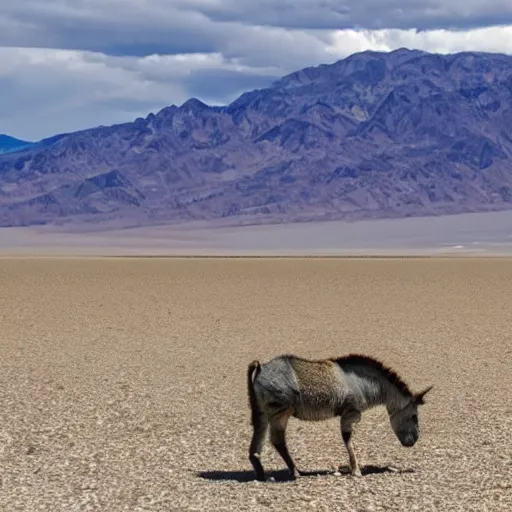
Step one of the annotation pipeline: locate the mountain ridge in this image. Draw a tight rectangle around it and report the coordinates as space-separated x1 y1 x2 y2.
0 135 35 155
2 48 512 228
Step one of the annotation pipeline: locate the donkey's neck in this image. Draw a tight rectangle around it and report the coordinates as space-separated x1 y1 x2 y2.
344 368 411 413
381 380 412 415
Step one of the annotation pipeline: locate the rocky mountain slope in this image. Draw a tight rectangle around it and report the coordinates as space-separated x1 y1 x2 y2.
2 48 512 228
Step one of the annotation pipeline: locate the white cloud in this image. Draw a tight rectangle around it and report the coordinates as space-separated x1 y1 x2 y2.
326 26 512 56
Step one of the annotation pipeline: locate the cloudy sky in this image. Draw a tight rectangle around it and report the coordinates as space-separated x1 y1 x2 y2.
1 1 512 140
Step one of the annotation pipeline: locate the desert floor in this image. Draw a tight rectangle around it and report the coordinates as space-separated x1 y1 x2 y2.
0 257 511 511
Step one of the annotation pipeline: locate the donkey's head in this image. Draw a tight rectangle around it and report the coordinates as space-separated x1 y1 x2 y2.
389 386 433 447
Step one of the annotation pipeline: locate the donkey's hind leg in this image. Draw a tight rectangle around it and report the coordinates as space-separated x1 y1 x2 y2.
269 409 301 480
249 416 268 481
340 410 362 477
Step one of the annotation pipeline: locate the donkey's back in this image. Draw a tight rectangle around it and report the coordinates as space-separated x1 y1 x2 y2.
253 354 346 421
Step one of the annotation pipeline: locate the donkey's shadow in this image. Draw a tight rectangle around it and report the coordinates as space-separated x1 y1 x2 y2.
198 465 414 483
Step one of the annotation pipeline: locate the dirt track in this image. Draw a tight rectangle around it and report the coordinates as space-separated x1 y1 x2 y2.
1 257 511 511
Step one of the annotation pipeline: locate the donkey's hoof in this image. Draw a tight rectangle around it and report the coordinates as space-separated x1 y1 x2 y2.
351 469 362 478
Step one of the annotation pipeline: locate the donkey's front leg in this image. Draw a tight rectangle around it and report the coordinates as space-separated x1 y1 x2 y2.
340 411 362 477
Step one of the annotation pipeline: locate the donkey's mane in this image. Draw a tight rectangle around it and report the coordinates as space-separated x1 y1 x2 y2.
331 354 413 397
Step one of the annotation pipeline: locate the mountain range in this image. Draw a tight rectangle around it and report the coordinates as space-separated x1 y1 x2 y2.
2 47 512 228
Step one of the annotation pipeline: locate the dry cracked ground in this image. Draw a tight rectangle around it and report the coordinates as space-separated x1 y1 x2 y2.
0 257 511 511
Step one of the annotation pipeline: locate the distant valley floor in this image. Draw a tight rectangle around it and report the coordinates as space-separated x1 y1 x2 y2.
1 210 512 257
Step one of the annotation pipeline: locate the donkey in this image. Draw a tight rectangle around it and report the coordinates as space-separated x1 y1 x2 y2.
247 353 433 481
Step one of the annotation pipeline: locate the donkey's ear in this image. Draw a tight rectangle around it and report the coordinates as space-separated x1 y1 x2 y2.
414 385 433 405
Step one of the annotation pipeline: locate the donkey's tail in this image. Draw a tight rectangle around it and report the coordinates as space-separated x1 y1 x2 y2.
247 360 262 427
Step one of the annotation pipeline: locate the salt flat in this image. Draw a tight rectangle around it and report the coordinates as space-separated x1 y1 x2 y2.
2 210 512 256
0 257 511 511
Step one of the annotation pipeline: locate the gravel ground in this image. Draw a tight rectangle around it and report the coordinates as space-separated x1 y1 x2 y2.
0 257 511 511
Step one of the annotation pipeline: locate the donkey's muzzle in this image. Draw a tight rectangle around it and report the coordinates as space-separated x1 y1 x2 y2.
400 432 418 447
